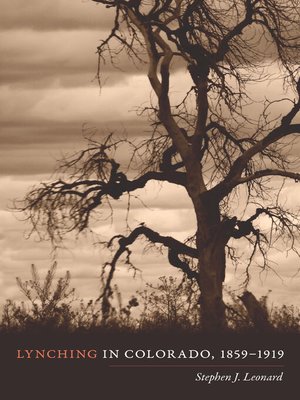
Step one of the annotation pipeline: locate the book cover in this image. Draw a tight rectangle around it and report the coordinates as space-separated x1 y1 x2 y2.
1 1 299 397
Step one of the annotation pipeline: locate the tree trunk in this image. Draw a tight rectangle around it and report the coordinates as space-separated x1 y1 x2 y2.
240 291 272 331
186 162 229 332
198 242 227 332
188 194 228 331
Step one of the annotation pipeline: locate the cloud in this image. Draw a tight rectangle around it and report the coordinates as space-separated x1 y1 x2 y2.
0 74 152 125
0 28 149 89
0 120 89 175
0 29 112 88
0 119 149 175
0 0 114 31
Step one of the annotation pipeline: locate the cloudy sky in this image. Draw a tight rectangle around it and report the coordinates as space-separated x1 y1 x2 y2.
1 0 300 311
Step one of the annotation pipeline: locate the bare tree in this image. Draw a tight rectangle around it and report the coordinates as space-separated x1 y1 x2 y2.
20 0 300 331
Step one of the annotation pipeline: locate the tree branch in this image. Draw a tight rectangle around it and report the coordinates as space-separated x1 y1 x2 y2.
216 122 300 198
21 157 186 240
100 224 199 303
126 8 162 97
237 169 300 185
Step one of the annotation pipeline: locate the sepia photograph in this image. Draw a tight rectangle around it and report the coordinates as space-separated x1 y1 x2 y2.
0 0 300 397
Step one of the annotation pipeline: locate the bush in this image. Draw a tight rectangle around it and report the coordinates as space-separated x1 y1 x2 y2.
1 264 299 333
1 263 100 331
